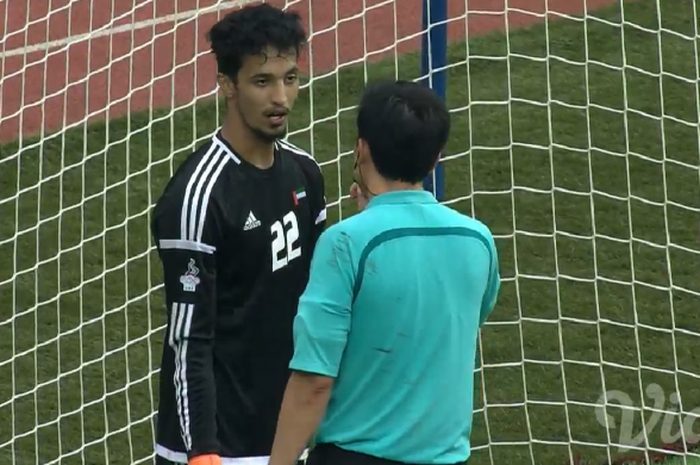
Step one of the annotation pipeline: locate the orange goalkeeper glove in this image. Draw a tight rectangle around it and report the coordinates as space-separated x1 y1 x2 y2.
188 454 221 465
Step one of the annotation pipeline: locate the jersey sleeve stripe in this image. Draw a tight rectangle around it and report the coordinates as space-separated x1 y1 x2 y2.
168 303 187 448
315 208 327 225
187 148 226 241
180 146 229 242
168 302 179 348
179 304 194 450
196 153 229 243
169 302 194 450
180 143 219 241
158 239 216 254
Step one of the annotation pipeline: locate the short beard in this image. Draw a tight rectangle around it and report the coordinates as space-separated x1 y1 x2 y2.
236 99 287 143
251 125 286 143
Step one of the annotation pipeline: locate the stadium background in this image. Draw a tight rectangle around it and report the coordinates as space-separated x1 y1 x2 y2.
1 0 700 464
1 0 616 143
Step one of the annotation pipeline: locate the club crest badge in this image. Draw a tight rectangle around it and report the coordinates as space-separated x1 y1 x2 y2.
180 258 201 292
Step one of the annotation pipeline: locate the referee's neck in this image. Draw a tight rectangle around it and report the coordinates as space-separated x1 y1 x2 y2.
372 180 424 195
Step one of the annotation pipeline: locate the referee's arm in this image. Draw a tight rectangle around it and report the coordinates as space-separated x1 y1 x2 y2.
479 232 501 326
268 226 355 465
152 199 221 462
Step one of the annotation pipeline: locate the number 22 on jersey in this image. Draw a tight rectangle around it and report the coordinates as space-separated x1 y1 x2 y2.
270 211 301 272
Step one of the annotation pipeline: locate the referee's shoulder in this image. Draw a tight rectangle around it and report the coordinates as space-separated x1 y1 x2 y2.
446 206 497 246
315 212 360 242
317 210 374 252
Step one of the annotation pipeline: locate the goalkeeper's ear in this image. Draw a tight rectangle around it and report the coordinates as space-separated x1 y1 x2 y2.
216 73 237 100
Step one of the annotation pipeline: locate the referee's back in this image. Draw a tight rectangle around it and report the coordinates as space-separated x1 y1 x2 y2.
293 190 500 464
288 80 500 465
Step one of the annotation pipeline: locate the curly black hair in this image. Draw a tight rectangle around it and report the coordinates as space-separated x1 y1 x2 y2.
206 3 307 80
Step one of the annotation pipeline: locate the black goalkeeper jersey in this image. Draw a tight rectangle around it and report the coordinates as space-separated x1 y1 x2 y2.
151 130 326 463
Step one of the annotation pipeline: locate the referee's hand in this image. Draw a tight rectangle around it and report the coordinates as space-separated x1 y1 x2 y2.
350 182 369 211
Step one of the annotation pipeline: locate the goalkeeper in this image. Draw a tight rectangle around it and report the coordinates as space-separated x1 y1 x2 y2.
267 80 501 465
151 4 325 465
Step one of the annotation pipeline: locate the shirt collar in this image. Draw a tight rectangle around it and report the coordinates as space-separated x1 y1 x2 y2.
365 189 438 209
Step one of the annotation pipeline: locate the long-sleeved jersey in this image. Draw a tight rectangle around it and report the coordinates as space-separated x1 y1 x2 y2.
151 130 326 464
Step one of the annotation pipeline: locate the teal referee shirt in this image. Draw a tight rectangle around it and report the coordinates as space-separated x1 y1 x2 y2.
290 190 500 464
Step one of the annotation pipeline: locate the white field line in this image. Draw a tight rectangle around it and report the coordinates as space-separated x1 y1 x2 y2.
0 0 258 59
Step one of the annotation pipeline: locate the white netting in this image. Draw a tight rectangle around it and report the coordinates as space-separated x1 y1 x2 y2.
1 1 699 464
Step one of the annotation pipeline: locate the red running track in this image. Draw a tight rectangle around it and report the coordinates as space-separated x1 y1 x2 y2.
0 0 617 144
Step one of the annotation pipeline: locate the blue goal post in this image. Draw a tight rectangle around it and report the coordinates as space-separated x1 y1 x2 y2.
420 0 448 201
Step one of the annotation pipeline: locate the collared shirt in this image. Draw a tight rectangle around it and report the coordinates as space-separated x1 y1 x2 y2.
290 189 500 465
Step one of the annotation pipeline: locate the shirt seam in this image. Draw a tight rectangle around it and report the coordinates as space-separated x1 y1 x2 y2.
352 227 493 303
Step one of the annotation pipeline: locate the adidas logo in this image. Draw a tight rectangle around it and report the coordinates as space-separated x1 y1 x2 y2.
243 211 261 231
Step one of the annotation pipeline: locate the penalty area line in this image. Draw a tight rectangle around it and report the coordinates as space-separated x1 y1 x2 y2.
0 0 258 59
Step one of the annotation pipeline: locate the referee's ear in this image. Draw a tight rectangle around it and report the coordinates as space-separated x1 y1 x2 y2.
431 149 445 172
355 138 371 165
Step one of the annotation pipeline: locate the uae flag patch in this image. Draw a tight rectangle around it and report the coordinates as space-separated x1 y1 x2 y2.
292 186 306 205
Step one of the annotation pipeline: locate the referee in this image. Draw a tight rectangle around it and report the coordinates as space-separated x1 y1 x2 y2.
151 4 325 465
267 79 501 465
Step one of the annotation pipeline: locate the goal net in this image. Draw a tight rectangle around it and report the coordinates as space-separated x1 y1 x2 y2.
1 0 699 464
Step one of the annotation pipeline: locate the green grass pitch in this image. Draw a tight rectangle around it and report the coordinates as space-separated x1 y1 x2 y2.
660 458 700 465
1 1 699 464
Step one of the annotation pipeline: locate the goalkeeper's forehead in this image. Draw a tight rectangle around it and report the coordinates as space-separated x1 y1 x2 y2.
241 47 299 75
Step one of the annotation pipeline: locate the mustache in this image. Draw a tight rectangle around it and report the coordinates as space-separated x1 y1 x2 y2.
264 108 289 116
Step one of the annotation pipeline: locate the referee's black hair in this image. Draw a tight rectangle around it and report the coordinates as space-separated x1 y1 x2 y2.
356 80 451 184
206 3 307 81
